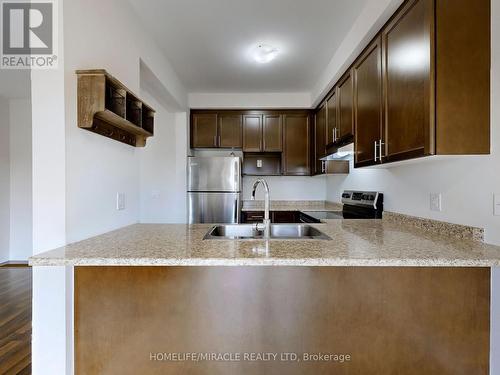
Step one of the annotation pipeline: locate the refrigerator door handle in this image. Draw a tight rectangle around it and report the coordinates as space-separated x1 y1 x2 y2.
234 159 240 189
234 198 239 223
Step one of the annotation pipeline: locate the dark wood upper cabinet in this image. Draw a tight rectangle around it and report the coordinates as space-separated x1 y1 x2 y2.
435 0 490 154
262 114 282 152
244 113 282 152
190 111 313 174
191 112 242 149
314 103 327 174
312 0 489 168
326 92 337 145
191 113 218 148
354 36 383 168
381 0 434 162
337 70 354 142
283 113 310 176
243 114 263 152
218 114 242 148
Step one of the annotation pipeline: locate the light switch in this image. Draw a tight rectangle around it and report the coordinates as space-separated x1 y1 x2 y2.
494 194 500 216
116 193 125 210
257 160 263 168
430 193 442 212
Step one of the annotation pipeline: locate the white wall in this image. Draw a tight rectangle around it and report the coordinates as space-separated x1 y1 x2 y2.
63 0 187 243
139 94 188 223
243 175 326 201
31 65 66 253
0 98 10 263
31 0 65 255
9 99 32 260
0 97 32 263
31 65 66 255
189 92 311 109
32 266 73 375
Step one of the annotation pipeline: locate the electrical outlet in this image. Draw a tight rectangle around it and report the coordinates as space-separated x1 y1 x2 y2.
151 190 161 199
494 194 500 216
257 160 263 168
430 193 442 212
116 193 125 210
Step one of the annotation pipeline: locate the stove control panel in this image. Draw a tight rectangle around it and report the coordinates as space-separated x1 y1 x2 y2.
341 191 383 209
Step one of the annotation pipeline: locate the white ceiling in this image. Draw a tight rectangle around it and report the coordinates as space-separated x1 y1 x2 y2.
128 0 368 93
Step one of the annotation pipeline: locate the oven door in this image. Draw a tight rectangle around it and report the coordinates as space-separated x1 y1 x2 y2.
342 204 382 219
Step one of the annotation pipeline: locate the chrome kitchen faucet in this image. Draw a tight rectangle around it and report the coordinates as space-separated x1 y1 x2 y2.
251 178 271 238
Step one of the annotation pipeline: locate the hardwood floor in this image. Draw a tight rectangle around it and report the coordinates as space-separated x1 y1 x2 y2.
0 267 32 374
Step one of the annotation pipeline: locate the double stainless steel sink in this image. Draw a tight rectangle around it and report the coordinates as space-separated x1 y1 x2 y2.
203 178 331 240
203 224 331 240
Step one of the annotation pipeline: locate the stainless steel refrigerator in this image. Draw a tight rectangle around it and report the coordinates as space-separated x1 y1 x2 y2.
187 156 242 224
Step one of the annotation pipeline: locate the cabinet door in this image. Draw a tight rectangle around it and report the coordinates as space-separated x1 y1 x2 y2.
263 114 282 152
337 70 354 141
354 36 383 167
218 114 242 148
191 113 218 148
272 211 298 223
243 114 262 152
242 211 265 223
326 92 337 145
315 104 327 174
283 114 310 176
382 0 434 162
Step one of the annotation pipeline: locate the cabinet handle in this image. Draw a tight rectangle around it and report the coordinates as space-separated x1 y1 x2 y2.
251 216 264 220
213 135 218 147
333 128 337 142
379 140 385 161
374 141 378 162
218 135 221 146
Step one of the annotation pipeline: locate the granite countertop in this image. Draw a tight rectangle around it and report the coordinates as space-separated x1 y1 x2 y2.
241 200 342 212
29 220 500 267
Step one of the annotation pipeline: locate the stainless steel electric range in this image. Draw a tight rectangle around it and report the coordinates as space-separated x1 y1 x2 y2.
301 190 383 222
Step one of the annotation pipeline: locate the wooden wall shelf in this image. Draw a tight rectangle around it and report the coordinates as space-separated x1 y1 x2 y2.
76 69 155 147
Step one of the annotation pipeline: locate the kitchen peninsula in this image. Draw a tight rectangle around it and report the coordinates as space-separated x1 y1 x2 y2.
30 216 500 374
2 0 497 373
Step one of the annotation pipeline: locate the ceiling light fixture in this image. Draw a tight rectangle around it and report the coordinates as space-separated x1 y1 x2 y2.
252 44 279 64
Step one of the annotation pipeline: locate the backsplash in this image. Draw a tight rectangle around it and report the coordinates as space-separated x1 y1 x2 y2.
242 175 327 200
